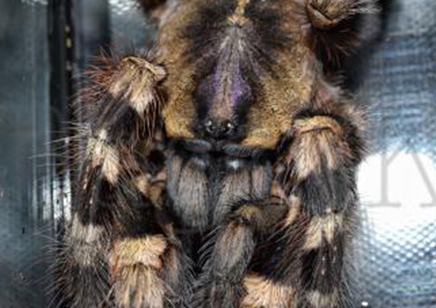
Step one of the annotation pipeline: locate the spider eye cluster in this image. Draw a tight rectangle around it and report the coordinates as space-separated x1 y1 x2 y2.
203 119 236 139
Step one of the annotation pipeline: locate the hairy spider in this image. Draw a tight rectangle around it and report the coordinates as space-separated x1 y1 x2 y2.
56 0 375 307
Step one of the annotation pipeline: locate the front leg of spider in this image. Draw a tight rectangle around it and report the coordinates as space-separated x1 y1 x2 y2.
57 55 191 308
191 201 288 308
277 102 365 308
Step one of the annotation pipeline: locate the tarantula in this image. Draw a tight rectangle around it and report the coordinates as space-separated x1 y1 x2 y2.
57 0 374 307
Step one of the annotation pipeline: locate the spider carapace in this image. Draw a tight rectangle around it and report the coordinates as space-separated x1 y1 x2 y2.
58 0 374 307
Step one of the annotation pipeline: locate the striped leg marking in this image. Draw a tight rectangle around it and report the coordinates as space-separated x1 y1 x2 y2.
275 113 364 308
57 54 168 307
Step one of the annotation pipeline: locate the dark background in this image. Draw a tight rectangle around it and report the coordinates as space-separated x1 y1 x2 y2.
0 0 435 307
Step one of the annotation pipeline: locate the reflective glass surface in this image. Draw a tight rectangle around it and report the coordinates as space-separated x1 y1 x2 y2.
0 1 52 307
355 0 436 306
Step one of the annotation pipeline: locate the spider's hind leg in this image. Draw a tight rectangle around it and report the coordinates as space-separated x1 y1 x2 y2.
305 0 375 30
304 0 378 63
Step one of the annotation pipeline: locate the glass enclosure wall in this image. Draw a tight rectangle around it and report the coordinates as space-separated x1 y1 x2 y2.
0 1 52 307
355 0 436 305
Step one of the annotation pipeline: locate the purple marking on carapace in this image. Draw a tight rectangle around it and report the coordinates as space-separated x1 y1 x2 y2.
198 36 252 121
213 46 249 108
